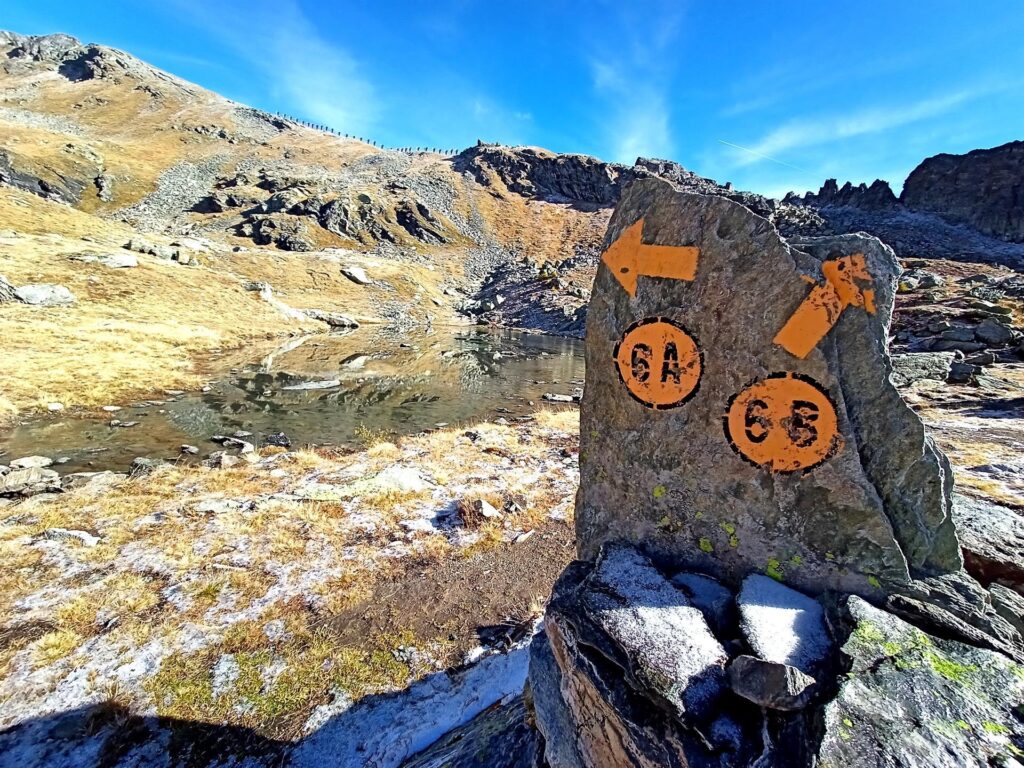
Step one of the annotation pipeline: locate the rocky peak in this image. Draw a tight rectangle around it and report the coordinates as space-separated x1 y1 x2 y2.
901 140 1024 243
0 31 81 62
788 177 898 210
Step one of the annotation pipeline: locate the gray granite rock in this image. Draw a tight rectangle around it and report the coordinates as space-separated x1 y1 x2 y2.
402 696 542 768
14 283 76 306
1 467 61 496
818 596 1024 767
576 179 960 596
303 308 360 328
9 455 53 469
890 352 955 388
530 548 755 767
952 493 1024 592
581 545 728 719
0 274 17 303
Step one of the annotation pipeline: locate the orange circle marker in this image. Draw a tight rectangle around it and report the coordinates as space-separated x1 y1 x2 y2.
723 373 842 473
614 317 702 410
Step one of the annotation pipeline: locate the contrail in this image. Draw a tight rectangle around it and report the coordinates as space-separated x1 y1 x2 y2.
717 139 810 173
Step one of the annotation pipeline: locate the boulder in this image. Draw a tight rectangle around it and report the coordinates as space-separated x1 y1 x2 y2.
576 178 960 596
952 493 1024 591
402 697 543 768
670 571 735 635
890 352 955 388
974 317 1014 346
737 574 833 676
1 467 61 496
14 284 76 306
818 596 1024 767
531 547 755 767
68 252 138 268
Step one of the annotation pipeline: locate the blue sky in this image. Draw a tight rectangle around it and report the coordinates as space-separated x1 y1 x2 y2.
6 1 1024 197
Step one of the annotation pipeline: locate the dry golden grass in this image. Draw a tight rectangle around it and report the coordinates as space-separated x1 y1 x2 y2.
33 629 83 666
0 189 466 423
534 406 580 432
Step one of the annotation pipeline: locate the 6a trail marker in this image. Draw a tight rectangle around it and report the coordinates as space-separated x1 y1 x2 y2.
602 218 700 297
723 372 843 473
773 253 876 359
614 317 703 409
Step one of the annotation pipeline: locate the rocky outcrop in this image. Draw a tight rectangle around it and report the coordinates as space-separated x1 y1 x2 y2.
454 145 635 205
0 149 87 205
901 140 1024 242
819 596 1024 768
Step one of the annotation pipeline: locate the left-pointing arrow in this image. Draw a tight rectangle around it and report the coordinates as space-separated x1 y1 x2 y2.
601 218 700 297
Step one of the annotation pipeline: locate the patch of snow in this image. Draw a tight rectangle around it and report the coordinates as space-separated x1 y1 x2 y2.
292 640 533 768
738 574 832 675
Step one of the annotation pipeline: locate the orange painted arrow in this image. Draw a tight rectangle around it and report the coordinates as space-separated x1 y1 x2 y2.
773 253 877 359
602 218 700 297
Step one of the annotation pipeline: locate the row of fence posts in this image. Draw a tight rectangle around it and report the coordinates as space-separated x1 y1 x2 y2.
271 112 462 155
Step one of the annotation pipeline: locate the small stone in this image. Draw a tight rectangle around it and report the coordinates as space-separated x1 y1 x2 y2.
341 266 371 285
152 245 178 260
10 455 53 469
948 361 981 384
204 452 240 469
47 403 64 412
458 498 502 528
180 445 200 455
264 432 291 448
727 654 816 710
738 574 833 675
43 528 100 547
303 309 360 328
129 457 164 476
101 405 121 412
542 393 576 403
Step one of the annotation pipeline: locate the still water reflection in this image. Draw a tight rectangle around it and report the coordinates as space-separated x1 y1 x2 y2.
0 328 585 473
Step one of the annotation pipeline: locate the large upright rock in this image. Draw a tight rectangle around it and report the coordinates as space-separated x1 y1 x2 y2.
577 177 960 596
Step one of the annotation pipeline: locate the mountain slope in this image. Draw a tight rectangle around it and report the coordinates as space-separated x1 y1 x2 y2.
1 30 1022 421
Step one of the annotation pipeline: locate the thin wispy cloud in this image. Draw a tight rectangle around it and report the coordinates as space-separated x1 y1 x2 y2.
588 2 683 163
172 0 377 135
728 86 997 168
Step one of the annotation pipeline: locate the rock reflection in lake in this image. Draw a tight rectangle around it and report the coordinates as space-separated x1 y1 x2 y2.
0 327 584 473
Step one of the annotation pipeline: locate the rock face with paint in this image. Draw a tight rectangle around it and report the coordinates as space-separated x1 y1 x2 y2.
526 178 1024 768
577 177 960 595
